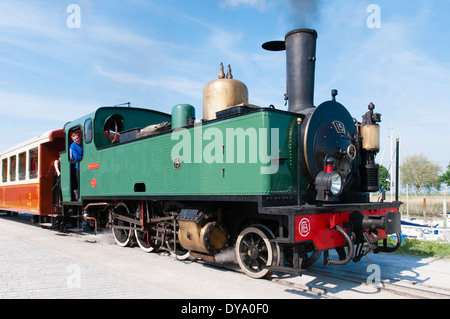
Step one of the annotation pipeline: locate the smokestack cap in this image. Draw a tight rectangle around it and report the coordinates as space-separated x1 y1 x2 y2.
286 28 317 40
262 29 318 51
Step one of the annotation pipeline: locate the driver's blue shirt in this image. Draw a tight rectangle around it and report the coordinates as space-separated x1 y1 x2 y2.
70 142 83 168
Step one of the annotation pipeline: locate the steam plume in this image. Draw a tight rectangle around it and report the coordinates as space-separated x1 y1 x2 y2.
285 0 322 28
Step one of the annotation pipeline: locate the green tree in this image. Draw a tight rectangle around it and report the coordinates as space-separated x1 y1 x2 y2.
440 163 450 186
378 164 390 191
401 154 441 195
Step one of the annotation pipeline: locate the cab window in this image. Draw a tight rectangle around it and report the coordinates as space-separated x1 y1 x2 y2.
85 118 93 144
104 115 124 144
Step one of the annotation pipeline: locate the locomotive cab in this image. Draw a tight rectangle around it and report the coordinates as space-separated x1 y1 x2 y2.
60 107 172 203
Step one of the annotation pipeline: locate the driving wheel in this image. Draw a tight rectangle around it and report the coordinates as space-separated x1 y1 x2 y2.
111 203 134 247
235 225 280 279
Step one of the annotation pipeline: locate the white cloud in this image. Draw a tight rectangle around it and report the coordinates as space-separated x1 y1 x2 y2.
94 66 204 100
223 0 268 12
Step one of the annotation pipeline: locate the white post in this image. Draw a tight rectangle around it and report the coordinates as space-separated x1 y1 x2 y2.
390 128 394 202
444 191 448 229
398 137 401 201
406 184 409 220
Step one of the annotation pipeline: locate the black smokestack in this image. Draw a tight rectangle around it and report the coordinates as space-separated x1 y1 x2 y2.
285 29 317 112
263 28 318 113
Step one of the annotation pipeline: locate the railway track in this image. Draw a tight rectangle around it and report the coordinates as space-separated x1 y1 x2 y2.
268 277 336 299
200 261 338 299
203 256 450 299
172 252 450 299
4 214 450 299
306 266 450 299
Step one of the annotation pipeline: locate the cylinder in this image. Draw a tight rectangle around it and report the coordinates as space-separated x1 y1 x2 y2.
285 29 317 113
171 104 195 129
178 221 228 254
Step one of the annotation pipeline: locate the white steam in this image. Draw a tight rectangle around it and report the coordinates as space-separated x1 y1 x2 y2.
214 247 237 264
285 0 323 29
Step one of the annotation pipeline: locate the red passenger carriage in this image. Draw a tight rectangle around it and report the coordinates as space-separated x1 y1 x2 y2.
0 130 65 222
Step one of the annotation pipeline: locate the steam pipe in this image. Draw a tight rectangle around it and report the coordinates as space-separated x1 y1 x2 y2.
84 216 97 235
325 225 354 266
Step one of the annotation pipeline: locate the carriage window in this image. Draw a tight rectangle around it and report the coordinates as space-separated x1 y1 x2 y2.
19 152 26 181
2 159 7 183
29 148 38 179
85 118 92 144
9 156 16 182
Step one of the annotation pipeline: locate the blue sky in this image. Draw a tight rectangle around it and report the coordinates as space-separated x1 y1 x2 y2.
0 0 449 174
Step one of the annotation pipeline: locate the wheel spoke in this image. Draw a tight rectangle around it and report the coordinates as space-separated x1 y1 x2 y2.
243 255 252 267
258 254 268 265
241 239 251 249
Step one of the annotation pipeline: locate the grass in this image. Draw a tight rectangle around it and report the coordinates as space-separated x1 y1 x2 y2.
371 194 448 219
385 236 450 259
370 194 450 258
399 195 446 219
382 194 450 259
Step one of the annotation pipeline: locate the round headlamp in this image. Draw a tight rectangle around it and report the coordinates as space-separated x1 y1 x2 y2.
329 172 343 196
315 171 343 202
